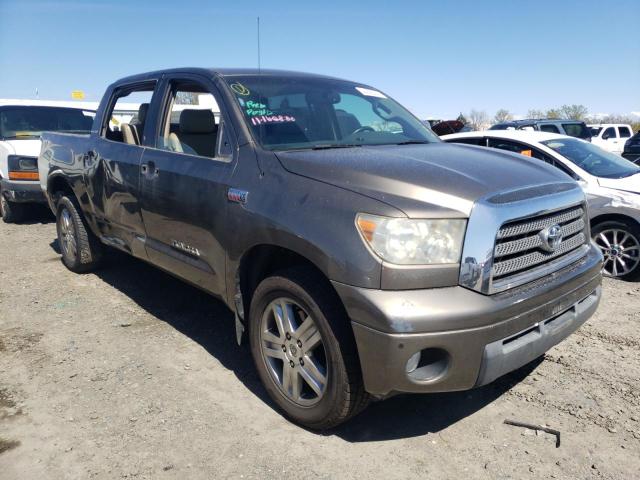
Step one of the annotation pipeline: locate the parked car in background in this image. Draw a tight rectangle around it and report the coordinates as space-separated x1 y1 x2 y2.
38 68 602 428
622 130 640 164
0 103 94 222
443 130 640 280
490 119 592 141
588 124 634 155
430 120 472 136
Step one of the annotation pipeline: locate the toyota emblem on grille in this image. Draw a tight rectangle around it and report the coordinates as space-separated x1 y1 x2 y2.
540 224 563 252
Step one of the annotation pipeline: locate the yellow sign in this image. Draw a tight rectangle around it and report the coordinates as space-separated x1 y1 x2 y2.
71 90 85 100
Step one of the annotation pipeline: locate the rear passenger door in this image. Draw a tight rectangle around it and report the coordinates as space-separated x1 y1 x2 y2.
138 73 236 297
87 81 157 257
601 126 620 153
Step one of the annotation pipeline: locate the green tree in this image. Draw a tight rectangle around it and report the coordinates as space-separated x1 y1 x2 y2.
560 104 589 121
546 108 562 119
456 112 468 125
493 109 513 123
527 109 545 119
467 109 489 131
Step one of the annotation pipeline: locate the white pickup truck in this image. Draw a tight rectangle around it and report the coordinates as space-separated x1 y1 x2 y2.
589 123 634 155
0 102 94 222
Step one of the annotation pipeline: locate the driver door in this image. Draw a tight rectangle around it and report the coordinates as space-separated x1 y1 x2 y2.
137 74 236 298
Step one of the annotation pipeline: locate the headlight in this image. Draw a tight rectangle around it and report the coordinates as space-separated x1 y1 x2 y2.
356 214 466 265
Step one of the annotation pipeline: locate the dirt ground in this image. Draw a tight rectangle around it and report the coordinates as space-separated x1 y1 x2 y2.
1 208 639 480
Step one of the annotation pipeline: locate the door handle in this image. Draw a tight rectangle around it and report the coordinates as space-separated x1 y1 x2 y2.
141 161 159 178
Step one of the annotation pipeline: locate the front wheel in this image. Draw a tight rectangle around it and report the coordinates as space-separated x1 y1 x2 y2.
0 193 26 223
249 268 369 429
592 220 640 281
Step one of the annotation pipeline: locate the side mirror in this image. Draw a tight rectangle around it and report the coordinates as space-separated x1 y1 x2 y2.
602 133 610 140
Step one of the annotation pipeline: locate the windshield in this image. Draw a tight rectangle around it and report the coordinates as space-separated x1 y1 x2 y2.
590 126 602 136
224 75 439 150
561 122 591 140
0 107 95 139
542 137 640 178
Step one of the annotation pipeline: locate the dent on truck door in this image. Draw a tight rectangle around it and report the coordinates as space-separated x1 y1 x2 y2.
85 137 147 256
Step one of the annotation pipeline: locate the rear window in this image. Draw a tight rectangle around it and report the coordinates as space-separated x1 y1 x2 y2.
0 107 95 139
540 124 560 133
619 126 632 138
561 122 591 140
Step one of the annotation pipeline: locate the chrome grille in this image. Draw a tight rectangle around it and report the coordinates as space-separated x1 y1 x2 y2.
492 205 588 282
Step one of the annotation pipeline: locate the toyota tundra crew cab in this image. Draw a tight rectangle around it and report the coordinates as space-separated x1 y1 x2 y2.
39 68 603 429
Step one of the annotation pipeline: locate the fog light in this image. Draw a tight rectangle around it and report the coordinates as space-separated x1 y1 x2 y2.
405 351 421 373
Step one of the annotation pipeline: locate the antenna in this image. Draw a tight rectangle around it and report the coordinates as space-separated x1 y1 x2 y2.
257 16 261 72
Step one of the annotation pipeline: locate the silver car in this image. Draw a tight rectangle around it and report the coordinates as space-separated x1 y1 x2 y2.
443 130 640 280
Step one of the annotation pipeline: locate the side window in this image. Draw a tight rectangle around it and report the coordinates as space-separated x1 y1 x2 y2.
530 150 579 179
487 138 534 156
619 126 632 138
603 127 617 139
448 137 486 146
540 124 560 133
102 84 155 145
552 160 579 179
157 80 227 159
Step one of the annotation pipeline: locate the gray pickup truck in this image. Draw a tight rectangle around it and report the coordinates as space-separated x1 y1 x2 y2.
39 68 603 429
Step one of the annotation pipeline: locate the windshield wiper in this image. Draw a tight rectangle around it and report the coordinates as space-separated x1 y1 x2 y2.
311 144 363 150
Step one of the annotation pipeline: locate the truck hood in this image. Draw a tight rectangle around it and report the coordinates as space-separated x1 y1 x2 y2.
598 173 640 194
1 139 42 157
276 143 571 217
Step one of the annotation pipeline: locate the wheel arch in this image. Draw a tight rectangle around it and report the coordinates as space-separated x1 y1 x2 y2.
233 244 346 327
47 173 75 209
591 213 640 231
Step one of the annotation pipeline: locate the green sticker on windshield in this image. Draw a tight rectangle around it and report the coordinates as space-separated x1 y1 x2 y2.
245 100 273 117
231 82 250 96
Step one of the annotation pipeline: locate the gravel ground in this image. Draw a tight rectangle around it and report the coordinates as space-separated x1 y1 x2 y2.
1 208 639 480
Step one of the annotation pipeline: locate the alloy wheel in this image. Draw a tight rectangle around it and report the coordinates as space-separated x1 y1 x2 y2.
259 297 328 407
594 228 640 277
59 208 78 260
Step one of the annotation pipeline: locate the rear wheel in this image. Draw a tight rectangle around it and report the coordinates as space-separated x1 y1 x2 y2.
56 195 102 272
0 192 26 223
249 267 369 429
592 220 640 281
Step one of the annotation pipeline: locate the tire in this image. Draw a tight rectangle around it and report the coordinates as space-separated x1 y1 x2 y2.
249 267 369 429
55 195 102 272
592 220 640 281
0 192 26 223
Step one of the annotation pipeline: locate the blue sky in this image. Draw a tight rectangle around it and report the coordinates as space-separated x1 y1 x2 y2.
1 0 638 119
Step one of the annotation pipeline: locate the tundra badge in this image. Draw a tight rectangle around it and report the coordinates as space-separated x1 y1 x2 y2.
171 240 200 257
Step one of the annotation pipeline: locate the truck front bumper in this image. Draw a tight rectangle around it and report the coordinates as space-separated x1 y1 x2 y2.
0 179 46 204
332 244 602 397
